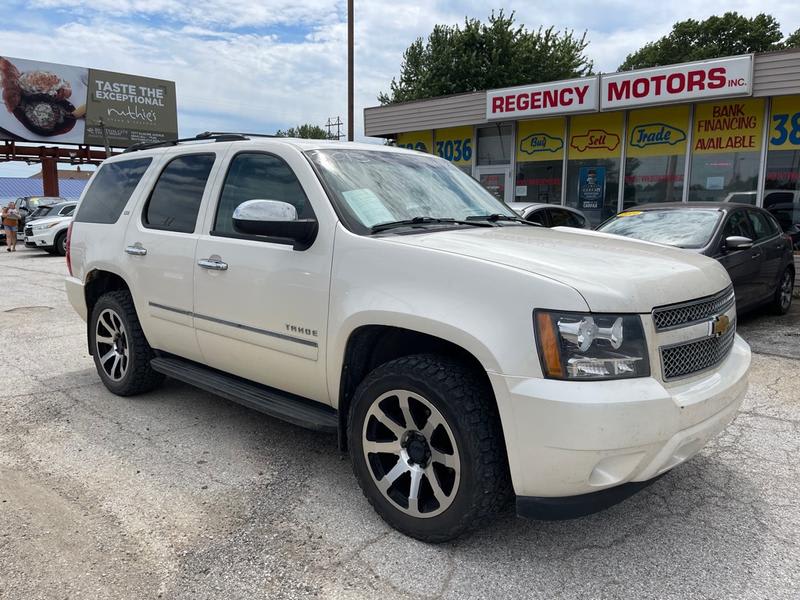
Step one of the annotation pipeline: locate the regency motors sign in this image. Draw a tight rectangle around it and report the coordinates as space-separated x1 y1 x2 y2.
486 77 599 120
601 55 753 110
486 55 753 119
0 56 177 148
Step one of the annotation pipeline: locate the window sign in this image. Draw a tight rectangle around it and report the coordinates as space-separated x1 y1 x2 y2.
433 126 473 166
578 166 606 211
516 118 565 162
396 130 433 153
769 95 800 149
692 98 764 154
568 112 624 160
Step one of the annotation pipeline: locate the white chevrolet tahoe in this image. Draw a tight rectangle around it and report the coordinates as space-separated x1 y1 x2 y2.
65 133 750 542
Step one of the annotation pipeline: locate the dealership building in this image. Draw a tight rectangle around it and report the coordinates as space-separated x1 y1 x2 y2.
364 50 800 227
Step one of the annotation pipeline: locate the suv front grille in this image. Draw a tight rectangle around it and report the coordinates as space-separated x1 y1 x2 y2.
24 226 33 237
652 286 735 331
660 320 736 380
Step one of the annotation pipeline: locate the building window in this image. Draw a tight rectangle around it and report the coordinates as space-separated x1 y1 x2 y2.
476 123 512 165
566 112 624 226
688 98 764 202
514 117 564 204
623 105 688 209
764 94 800 238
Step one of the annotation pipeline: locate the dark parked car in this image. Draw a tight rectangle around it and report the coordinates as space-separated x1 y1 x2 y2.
506 202 589 228
597 202 795 315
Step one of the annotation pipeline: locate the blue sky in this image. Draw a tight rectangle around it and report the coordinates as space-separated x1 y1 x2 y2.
2 0 799 177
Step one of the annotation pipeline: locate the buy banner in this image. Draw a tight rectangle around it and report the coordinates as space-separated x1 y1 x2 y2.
693 98 764 154
516 117 565 162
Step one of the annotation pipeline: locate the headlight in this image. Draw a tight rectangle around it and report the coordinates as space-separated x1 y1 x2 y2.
534 310 650 380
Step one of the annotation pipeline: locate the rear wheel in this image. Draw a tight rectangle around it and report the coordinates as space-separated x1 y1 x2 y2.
90 290 164 396
348 354 510 542
770 267 794 315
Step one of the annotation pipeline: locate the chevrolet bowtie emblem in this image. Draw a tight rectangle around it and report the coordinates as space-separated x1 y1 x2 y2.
711 314 730 337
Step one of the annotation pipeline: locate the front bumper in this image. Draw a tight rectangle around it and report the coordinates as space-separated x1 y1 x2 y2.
489 334 750 499
23 230 56 248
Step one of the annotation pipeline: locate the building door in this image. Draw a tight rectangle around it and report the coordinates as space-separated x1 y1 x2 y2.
475 167 512 204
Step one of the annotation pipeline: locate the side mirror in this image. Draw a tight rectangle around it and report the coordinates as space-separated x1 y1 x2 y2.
724 235 753 250
232 199 318 250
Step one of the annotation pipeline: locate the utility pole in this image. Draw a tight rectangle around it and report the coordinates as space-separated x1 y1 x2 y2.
347 0 354 141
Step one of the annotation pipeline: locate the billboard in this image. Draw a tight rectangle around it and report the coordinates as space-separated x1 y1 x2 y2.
0 56 177 148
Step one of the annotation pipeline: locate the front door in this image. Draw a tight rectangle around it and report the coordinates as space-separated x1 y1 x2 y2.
192 150 333 404
475 167 512 204
716 209 761 309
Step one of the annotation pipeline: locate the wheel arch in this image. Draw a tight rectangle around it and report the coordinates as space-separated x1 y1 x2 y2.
84 269 133 355
335 324 499 451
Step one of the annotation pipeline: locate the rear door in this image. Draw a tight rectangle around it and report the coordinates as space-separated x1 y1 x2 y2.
192 149 334 403
716 209 760 308
746 209 785 302
123 151 221 363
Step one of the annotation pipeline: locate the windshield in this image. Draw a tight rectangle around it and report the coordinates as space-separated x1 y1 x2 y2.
598 209 722 249
306 149 516 233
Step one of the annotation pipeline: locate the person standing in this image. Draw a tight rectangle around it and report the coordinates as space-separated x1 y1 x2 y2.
2 201 20 252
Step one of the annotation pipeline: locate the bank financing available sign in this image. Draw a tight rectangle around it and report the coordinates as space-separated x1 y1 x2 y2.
0 56 177 148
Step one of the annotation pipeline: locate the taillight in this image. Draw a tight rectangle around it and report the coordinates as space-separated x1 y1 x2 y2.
66 222 73 276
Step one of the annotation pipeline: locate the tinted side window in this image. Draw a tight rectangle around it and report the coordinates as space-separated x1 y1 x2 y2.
550 209 584 228
213 153 312 236
62 205 76 216
723 211 753 239
525 209 547 226
763 192 794 209
75 158 152 224
747 210 777 241
144 154 215 233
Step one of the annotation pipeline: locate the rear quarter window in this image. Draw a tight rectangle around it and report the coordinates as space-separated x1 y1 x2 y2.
74 158 152 224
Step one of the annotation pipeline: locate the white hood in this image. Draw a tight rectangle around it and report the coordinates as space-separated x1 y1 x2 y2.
386 225 731 312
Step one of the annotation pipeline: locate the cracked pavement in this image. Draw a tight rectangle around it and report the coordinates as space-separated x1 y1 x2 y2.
1 248 798 600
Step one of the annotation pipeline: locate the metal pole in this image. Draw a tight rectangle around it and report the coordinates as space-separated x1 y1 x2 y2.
347 0 354 141
99 119 112 158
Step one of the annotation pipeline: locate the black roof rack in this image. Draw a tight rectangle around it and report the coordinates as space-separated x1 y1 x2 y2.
122 131 280 153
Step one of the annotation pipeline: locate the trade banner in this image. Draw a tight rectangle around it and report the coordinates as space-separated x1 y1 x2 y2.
433 126 473 166
568 112 624 160
626 105 689 157
516 117 565 162
693 98 764 154
396 130 433 154
769 95 800 149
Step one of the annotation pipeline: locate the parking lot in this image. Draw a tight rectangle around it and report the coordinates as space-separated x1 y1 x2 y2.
1 247 798 600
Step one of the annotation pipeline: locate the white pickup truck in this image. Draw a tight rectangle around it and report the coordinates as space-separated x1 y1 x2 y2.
65 133 750 542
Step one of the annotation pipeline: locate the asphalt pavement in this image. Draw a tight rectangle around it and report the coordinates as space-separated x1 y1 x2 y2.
1 246 798 600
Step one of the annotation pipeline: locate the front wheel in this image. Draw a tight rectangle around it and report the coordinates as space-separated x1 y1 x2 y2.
770 267 794 315
89 290 164 396
348 355 510 542
54 230 67 256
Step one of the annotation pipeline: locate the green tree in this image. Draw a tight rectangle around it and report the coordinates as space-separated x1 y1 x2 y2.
618 12 794 71
276 123 331 139
378 11 592 105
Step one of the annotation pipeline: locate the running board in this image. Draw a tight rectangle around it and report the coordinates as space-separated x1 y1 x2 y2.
150 356 337 433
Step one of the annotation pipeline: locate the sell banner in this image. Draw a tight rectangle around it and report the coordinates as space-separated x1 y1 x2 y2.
433 126 473 165
568 112 624 160
769 95 800 149
516 117 565 162
693 98 764 154
626 105 689 158
396 130 433 154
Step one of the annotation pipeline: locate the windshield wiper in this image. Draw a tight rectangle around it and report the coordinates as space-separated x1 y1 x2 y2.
370 216 493 234
465 214 540 226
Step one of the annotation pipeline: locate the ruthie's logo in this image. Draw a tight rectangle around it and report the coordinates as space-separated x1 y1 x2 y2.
570 129 620 152
630 123 686 149
519 133 563 155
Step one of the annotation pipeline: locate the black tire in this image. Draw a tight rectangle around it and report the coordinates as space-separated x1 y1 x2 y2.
89 290 165 396
348 354 511 542
770 267 794 315
54 231 67 256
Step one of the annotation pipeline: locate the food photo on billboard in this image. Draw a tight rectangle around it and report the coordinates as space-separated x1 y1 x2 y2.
0 56 87 144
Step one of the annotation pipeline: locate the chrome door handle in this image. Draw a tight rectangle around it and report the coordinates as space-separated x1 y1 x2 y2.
198 257 228 271
125 245 147 256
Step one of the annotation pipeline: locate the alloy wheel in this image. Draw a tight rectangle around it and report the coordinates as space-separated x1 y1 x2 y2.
780 271 793 310
362 390 460 518
95 308 129 381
